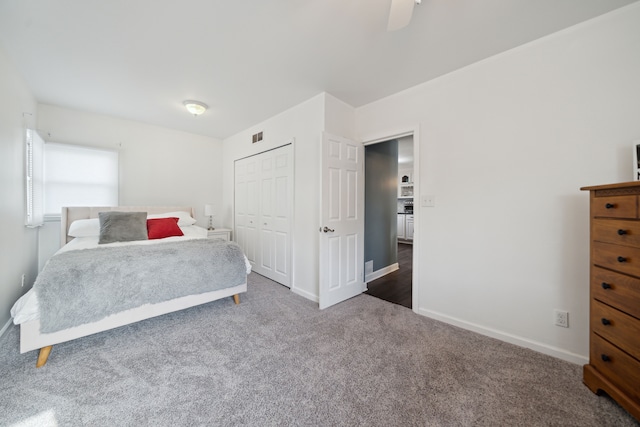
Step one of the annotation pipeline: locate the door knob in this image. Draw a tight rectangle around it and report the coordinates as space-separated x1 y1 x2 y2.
322 226 335 233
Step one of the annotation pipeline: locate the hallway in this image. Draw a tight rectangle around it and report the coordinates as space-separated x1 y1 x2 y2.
365 243 412 309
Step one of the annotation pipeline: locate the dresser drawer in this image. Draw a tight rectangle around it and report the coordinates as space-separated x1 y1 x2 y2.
592 195 637 218
593 241 640 277
592 300 640 360
593 219 640 248
592 267 640 319
590 333 640 402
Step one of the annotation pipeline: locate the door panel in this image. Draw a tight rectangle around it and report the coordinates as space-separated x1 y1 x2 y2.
245 168 258 264
319 133 365 309
234 144 293 287
328 236 341 289
259 169 273 272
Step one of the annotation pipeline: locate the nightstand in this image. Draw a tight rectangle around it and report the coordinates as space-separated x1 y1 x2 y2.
206 228 231 241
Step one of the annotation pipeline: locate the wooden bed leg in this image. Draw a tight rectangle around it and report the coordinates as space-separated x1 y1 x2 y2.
36 346 53 368
233 294 240 305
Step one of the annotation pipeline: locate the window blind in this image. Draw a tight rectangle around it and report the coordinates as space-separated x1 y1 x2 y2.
44 143 119 216
25 129 44 227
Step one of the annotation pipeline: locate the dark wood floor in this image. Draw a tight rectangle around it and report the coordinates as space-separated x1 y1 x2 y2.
365 243 412 309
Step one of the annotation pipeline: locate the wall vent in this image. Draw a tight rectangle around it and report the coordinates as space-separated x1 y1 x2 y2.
252 131 263 143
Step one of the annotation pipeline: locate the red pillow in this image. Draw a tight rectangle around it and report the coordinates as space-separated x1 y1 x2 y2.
147 217 184 240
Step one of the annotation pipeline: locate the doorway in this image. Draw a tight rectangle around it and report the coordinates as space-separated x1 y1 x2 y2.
365 243 412 308
363 135 415 309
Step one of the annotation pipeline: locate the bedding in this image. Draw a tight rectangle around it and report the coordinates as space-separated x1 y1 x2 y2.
68 218 99 237
12 224 251 325
98 211 148 244
37 238 246 333
147 217 183 239
147 211 197 226
11 206 251 367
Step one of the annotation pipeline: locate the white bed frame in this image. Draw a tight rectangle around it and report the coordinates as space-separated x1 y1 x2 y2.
20 206 247 367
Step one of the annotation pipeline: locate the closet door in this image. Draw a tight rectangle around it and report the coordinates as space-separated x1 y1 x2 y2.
270 147 292 286
234 144 292 287
235 156 258 265
258 154 274 274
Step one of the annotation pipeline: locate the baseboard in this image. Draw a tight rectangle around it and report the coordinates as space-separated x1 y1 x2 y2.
0 318 12 341
291 286 319 303
365 263 399 283
416 307 588 365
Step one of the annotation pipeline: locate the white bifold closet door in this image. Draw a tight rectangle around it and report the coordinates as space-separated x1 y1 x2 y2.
234 144 292 287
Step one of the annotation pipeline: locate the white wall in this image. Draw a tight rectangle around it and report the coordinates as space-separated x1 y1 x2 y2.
325 93 356 140
222 94 325 301
0 46 39 333
221 92 355 300
355 4 640 363
36 104 223 257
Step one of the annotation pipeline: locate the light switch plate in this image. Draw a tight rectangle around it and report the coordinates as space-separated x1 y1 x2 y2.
421 195 435 207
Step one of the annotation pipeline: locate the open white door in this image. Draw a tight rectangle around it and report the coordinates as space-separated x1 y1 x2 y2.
319 132 365 309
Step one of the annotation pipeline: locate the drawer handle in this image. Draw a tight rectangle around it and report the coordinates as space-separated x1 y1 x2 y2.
601 318 611 326
601 282 612 290
617 229 628 235
601 354 611 362
605 203 616 209
617 256 627 263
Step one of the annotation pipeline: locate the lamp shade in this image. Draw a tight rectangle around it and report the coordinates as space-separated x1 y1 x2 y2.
204 204 214 216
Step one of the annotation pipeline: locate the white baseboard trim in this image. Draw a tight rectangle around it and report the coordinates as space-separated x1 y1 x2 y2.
0 318 12 340
365 263 399 283
416 307 588 365
291 286 319 303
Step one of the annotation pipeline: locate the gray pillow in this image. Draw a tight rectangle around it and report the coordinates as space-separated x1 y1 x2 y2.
98 211 148 244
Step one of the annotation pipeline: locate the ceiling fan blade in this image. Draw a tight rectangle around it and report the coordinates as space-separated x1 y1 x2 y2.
387 0 415 32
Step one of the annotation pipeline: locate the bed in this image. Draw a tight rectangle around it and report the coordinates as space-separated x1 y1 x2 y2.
11 206 249 368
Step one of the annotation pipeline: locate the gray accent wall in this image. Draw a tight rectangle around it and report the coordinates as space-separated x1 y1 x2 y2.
364 140 398 273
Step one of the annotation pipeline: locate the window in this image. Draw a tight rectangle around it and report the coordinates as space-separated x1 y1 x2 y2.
25 129 44 227
44 143 119 216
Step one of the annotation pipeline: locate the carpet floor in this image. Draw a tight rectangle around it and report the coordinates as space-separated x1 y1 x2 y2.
0 273 637 426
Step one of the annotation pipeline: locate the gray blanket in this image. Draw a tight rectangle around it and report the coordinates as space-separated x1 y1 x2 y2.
35 239 247 333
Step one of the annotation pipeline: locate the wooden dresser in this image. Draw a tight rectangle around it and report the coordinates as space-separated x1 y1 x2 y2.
581 181 640 421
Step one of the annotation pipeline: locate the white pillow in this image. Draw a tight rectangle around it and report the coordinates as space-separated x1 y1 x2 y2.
147 211 197 227
68 218 100 237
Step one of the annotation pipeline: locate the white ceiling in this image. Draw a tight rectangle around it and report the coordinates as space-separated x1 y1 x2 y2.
1 0 637 139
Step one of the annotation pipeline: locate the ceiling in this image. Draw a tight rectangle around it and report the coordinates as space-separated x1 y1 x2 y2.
0 0 637 140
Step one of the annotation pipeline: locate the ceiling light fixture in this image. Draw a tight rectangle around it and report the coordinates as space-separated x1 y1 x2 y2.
387 0 421 31
183 100 208 116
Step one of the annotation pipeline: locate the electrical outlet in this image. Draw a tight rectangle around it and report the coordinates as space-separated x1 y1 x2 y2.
21 274 25 287
554 309 569 328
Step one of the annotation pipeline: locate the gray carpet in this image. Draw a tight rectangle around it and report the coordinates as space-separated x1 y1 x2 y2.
0 273 637 426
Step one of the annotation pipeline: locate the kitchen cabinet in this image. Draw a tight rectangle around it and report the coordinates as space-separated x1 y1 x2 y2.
406 215 414 241
397 214 406 239
397 214 413 242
